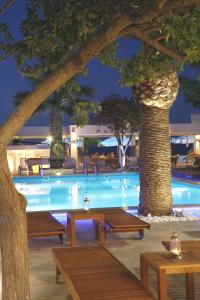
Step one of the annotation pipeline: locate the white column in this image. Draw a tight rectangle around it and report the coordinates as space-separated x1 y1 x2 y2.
194 135 200 154
135 136 139 160
70 125 78 165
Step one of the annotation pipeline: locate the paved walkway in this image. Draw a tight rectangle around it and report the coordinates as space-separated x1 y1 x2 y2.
1 219 200 299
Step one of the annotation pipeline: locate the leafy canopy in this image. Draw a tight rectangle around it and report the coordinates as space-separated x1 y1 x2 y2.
92 94 138 142
14 79 97 126
180 76 200 108
120 6 200 86
1 1 200 88
4 0 145 78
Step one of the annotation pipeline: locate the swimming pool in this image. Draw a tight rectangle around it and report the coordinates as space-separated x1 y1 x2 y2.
13 173 200 211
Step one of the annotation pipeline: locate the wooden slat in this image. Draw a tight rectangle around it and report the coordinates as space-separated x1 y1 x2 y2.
52 247 124 275
27 212 65 236
52 246 153 300
94 208 150 228
70 272 153 300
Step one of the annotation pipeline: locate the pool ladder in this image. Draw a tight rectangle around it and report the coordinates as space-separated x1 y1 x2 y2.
94 164 98 175
83 162 88 176
83 163 98 175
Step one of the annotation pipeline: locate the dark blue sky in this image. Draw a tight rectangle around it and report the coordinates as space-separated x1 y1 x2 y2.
0 0 199 126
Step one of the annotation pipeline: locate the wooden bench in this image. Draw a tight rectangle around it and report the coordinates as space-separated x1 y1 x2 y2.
52 245 153 300
94 208 150 240
27 212 65 243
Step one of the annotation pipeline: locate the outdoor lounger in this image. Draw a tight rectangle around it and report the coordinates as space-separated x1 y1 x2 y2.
95 208 150 240
52 245 153 300
27 212 65 243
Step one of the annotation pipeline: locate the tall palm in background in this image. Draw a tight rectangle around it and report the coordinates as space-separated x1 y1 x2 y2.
14 81 95 168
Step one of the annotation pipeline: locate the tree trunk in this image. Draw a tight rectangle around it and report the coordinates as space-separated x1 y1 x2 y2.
49 107 64 168
135 72 179 216
138 105 172 215
0 148 30 300
0 3 197 298
118 145 126 168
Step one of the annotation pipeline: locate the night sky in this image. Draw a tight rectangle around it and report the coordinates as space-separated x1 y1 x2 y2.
0 0 199 127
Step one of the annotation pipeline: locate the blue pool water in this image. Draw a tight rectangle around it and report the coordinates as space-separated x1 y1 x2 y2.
13 173 200 212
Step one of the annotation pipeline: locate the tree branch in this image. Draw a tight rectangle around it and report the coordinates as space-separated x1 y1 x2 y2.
0 0 14 15
0 14 133 145
0 0 198 145
122 26 186 62
129 1 168 25
155 35 166 42
144 26 161 34
130 0 200 25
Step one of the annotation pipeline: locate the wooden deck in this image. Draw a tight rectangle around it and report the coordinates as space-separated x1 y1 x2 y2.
27 212 65 243
52 246 153 300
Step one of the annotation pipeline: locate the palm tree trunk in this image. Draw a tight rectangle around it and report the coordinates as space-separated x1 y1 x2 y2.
0 148 30 300
138 105 172 215
135 72 179 216
49 107 64 168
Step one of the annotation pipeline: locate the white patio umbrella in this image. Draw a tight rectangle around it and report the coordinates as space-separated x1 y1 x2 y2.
170 136 194 144
98 136 130 147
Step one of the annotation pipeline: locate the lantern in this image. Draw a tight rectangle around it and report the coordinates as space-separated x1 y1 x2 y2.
83 197 90 211
170 232 182 259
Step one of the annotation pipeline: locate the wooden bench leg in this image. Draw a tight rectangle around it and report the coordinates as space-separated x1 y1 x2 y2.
58 233 64 244
186 273 195 300
56 267 61 284
104 229 107 241
67 218 72 242
138 229 144 239
94 221 99 240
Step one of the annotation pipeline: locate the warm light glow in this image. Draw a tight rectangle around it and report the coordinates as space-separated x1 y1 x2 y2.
56 171 61 176
7 157 14 173
71 183 78 208
171 248 181 256
47 136 53 142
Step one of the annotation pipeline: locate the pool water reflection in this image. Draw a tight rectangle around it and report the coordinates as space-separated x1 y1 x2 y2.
13 173 200 211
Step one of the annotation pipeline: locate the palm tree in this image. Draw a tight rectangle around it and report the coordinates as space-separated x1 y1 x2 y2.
14 82 94 168
134 72 179 216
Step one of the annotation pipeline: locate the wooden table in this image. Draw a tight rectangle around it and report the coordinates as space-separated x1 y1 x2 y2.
140 251 200 300
67 210 105 247
162 240 200 251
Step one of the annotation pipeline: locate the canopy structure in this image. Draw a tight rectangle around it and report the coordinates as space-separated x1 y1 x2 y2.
98 136 130 147
170 136 195 144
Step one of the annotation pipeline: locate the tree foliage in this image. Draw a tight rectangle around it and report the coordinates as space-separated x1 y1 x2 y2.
93 94 138 168
93 94 138 142
3 1 200 85
0 23 13 61
6 0 142 78
120 6 200 86
14 80 96 126
180 76 200 108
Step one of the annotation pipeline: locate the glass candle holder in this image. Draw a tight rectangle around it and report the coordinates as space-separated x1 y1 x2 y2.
83 197 90 211
170 232 182 258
